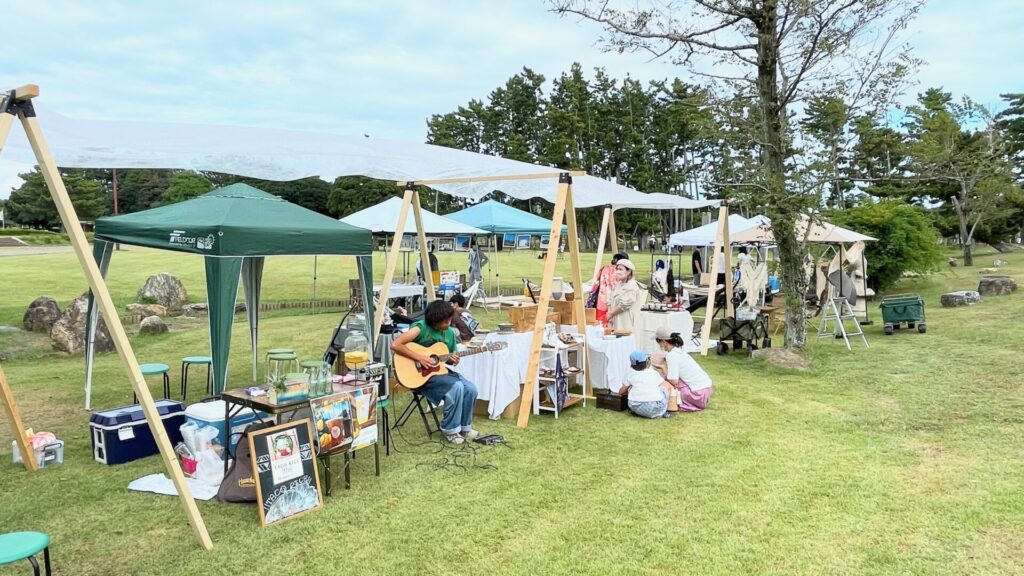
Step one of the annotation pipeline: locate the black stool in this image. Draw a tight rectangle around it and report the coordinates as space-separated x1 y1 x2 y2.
393 389 441 438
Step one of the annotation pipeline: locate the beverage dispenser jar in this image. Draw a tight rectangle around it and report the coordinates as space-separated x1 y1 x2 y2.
343 331 370 372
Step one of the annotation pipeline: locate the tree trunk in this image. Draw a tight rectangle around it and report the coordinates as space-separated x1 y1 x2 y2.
953 196 973 266
756 0 808 349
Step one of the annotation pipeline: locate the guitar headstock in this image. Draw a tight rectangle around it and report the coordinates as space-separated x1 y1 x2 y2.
487 342 509 351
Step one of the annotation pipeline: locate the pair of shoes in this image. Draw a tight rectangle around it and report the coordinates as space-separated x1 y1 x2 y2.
462 428 481 441
661 412 674 419
444 433 465 445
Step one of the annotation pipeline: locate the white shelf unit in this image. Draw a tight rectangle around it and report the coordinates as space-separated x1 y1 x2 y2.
533 342 587 418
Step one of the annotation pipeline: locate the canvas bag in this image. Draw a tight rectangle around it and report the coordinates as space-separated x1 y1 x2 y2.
217 421 272 503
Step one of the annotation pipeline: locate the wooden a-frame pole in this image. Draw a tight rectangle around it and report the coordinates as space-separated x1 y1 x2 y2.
0 85 213 550
373 187 414 336
0 364 37 472
410 188 436 302
593 206 612 280
699 205 733 356
517 173 575 428
562 181 592 398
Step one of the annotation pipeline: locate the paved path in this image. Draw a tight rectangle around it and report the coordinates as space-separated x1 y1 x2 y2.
0 245 75 256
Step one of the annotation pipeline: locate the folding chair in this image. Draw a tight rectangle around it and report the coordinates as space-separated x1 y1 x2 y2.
392 387 442 438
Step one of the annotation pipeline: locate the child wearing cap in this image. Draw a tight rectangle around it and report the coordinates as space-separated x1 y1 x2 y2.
619 350 672 419
651 325 712 412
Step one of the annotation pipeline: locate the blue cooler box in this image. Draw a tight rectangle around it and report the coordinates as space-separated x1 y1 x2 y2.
184 400 265 459
90 400 186 465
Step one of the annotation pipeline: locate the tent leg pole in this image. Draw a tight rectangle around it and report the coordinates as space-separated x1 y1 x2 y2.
0 365 38 472
517 174 572 429
374 189 413 336
563 184 591 400
410 188 435 303
700 205 731 357
8 87 213 550
594 207 610 280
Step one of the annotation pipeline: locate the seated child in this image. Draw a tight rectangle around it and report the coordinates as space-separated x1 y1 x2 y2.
619 350 672 419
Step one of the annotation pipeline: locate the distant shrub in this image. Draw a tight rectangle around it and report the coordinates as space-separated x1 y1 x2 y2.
829 200 944 291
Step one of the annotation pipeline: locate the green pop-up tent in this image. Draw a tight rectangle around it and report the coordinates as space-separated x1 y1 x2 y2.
84 183 373 405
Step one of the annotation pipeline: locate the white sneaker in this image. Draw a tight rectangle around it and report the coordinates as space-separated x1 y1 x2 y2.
462 429 481 441
444 433 465 445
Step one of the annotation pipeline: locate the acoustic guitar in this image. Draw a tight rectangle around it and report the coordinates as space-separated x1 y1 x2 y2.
394 341 507 390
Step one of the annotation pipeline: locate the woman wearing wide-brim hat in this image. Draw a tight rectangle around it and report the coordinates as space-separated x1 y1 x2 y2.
606 258 643 333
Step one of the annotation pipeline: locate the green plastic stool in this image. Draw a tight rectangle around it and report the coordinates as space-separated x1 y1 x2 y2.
264 352 299 383
180 356 213 400
134 363 170 403
0 531 51 575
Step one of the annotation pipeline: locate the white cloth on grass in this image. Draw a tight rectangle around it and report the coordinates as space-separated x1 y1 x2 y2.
127 473 219 501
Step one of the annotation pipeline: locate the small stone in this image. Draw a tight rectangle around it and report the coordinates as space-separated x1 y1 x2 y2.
23 296 62 332
234 302 247 313
126 303 168 317
940 291 981 307
980 267 998 274
993 259 1008 268
0 351 11 361
0 325 22 334
182 303 209 316
139 315 169 335
978 276 1018 297
948 258 958 267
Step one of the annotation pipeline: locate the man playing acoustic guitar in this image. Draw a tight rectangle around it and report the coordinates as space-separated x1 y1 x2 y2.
391 300 481 444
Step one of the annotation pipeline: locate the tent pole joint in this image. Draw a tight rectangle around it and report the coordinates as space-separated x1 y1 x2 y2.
559 172 572 184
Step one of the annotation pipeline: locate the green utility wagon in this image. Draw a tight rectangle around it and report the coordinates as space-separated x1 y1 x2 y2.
879 293 926 335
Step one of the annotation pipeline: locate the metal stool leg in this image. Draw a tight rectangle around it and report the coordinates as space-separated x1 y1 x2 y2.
381 406 390 456
180 362 188 400
28 555 40 576
44 547 51 576
206 363 212 395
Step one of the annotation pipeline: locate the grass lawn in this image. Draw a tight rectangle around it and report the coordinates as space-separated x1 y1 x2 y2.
1 246 1023 575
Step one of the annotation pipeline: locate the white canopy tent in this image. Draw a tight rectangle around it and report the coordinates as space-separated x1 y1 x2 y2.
340 196 485 235
730 214 877 244
668 214 769 247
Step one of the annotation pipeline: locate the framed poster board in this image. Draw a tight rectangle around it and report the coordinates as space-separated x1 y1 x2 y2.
539 234 550 249
437 237 455 252
455 235 471 251
502 233 516 248
516 234 532 250
249 419 323 527
310 383 379 455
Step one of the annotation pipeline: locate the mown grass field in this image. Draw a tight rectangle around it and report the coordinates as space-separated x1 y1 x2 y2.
1 246 1022 575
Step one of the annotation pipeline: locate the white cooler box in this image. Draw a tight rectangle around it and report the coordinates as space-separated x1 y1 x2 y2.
184 400 265 459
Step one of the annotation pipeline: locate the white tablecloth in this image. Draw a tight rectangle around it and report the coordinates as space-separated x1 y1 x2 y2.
374 284 424 299
456 331 575 419
583 326 639 391
636 310 694 355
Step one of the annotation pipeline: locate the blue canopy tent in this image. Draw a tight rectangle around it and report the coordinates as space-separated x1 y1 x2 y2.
446 200 568 304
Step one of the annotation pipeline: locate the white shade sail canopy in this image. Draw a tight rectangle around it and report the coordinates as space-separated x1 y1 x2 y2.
339 196 486 235
611 192 720 211
4 106 712 208
731 214 877 244
668 214 769 247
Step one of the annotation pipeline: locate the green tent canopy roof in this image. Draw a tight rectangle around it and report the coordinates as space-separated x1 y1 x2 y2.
95 183 372 256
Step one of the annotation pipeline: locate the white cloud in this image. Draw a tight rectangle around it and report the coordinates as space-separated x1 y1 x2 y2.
1 0 1020 198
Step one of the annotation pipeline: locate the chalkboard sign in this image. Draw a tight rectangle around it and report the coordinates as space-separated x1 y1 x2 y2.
248 419 323 527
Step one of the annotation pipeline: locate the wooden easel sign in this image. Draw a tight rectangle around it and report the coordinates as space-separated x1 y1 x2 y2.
249 419 323 527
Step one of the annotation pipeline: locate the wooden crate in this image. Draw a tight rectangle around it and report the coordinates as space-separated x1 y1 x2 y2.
550 300 577 325
508 304 560 332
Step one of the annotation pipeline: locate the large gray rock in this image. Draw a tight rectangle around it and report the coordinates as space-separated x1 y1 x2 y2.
940 291 981 308
126 303 168 318
23 296 61 333
977 276 1018 297
139 315 169 335
136 273 188 312
50 292 114 354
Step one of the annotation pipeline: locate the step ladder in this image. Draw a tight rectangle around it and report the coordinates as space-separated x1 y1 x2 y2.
817 297 869 351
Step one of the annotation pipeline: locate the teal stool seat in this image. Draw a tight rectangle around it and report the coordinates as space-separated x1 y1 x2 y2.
0 531 51 575
267 348 294 355
135 363 171 403
180 356 213 400
264 352 299 384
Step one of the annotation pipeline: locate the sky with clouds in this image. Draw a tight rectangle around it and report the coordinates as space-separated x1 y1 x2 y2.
1 0 1021 199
